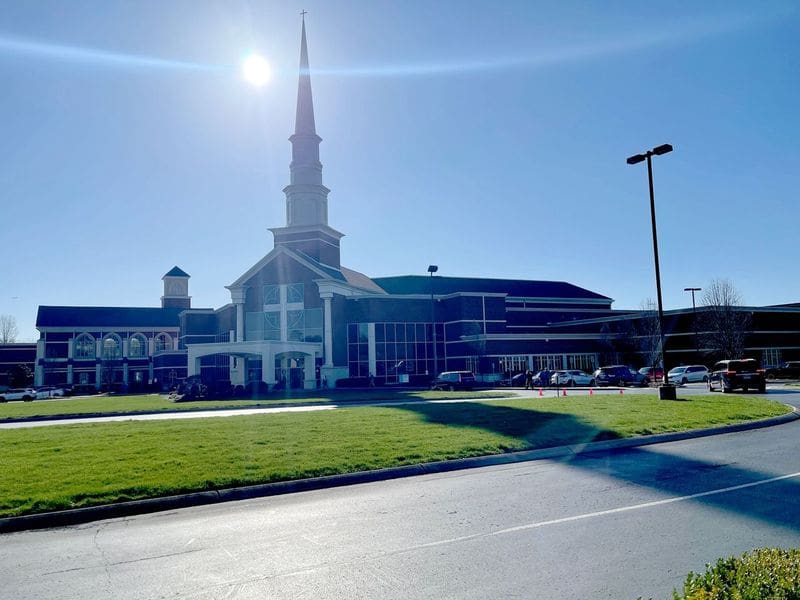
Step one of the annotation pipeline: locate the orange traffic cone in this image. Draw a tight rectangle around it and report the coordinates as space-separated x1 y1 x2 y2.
589 388 593 396
538 388 543 397
619 388 624 395
562 388 567 397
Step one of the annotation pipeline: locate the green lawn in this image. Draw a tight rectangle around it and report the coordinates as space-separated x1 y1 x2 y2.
0 394 788 518
0 390 512 420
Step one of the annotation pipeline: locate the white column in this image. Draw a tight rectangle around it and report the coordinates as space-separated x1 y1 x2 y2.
95 363 102 389
123 363 129 385
148 361 154 385
67 365 74 385
34 339 45 386
303 354 316 390
263 351 276 384
186 347 200 377
322 295 333 366
230 288 246 342
368 323 376 378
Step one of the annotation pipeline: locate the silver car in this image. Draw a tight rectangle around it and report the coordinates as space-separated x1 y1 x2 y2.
551 370 596 387
668 365 709 385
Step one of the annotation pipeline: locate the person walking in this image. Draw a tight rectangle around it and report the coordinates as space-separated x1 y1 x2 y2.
525 369 533 390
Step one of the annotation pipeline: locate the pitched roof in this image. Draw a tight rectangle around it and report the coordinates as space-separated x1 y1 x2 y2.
163 266 190 278
36 306 184 328
371 275 611 301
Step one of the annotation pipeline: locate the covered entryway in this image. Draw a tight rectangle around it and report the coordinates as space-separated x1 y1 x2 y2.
186 340 322 390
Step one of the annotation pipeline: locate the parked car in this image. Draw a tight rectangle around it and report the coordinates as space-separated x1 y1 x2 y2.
639 367 664 382
504 372 527 387
432 371 476 391
708 359 766 393
667 365 710 385
593 365 649 387
0 387 37 402
36 386 65 399
551 370 596 387
765 361 800 380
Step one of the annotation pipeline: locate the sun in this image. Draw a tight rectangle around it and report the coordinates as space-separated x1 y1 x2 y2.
242 54 271 86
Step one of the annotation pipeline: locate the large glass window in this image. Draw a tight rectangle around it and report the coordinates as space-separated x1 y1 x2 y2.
102 335 122 359
264 311 280 340
263 285 280 306
287 283 304 304
74 334 95 359
129 334 147 358
154 333 172 353
287 310 304 342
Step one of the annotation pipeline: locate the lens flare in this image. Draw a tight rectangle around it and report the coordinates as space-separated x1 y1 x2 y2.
242 54 271 86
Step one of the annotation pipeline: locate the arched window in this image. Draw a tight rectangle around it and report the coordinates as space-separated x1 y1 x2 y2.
102 334 122 360
128 334 147 358
154 333 172 353
74 334 95 359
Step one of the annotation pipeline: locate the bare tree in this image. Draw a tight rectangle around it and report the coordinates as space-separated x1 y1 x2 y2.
636 299 662 369
0 315 18 343
699 279 751 360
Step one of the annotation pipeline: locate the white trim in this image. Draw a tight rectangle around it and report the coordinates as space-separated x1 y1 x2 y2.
506 296 613 305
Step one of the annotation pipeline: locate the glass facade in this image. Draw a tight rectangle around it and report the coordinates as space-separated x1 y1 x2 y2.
348 322 443 379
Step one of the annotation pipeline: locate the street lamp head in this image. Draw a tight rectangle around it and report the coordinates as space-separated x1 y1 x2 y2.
652 143 673 156
684 287 702 292
427 265 438 274
626 153 646 165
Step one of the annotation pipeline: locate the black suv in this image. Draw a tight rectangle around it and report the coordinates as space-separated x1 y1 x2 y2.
432 371 476 391
593 365 648 387
765 361 800 380
708 359 766 393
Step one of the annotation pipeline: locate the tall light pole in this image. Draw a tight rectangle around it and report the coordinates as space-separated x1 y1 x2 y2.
427 265 439 378
684 287 702 356
627 143 674 399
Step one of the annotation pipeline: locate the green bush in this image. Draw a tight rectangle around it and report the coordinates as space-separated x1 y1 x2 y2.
674 548 800 599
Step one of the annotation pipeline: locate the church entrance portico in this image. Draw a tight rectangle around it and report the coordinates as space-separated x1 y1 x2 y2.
186 340 322 390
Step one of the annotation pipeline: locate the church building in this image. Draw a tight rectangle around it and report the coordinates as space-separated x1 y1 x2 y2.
33 20 800 391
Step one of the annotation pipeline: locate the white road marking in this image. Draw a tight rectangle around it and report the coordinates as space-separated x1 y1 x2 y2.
402 470 800 551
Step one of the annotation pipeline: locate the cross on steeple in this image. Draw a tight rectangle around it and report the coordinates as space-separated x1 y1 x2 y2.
300 9 307 20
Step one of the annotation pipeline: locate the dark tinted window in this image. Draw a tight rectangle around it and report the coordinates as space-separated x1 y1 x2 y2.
728 360 759 373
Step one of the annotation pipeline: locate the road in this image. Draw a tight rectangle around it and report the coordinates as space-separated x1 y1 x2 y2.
2 387 799 599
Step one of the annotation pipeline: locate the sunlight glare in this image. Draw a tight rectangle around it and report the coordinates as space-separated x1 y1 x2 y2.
242 54 271 86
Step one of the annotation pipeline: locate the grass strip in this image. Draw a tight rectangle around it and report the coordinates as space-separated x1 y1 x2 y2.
0 394 787 518
0 390 512 420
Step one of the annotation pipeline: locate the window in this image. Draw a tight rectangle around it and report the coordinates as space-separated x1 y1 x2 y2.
263 284 280 306
264 311 280 341
74 334 95 359
287 310 304 342
102 335 122 359
129 334 147 358
154 334 172 353
287 283 304 304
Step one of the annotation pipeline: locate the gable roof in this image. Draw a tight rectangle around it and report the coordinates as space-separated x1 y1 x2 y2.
371 275 611 301
37 306 184 328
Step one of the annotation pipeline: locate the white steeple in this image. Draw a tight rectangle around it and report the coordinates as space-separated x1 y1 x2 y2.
283 15 330 227
271 15 344 269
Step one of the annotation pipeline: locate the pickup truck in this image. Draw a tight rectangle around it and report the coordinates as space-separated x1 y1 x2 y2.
0 388 37 402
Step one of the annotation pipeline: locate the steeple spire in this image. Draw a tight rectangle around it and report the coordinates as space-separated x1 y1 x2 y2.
272 13 344 267
295 15 316 136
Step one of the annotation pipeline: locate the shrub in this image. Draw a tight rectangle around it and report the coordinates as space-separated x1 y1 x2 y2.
674 547 800 599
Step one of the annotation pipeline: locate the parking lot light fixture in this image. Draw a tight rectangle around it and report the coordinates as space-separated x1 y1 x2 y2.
427 265 439 378
684 287 702 354
627 144 674 399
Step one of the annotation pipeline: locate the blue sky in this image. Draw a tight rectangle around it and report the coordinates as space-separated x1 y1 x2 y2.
1 1 798 340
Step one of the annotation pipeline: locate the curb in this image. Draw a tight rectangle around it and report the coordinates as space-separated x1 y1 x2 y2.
1 405 797 534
